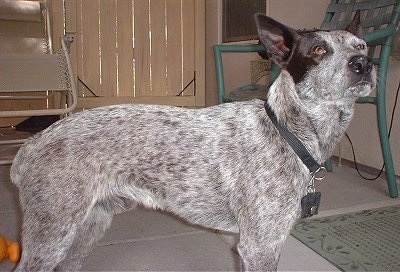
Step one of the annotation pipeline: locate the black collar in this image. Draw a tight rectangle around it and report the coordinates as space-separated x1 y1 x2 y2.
264 101 322 175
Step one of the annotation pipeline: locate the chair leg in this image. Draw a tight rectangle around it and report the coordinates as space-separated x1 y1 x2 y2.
377 101 398 198
324 159 333 172
268 63 280 88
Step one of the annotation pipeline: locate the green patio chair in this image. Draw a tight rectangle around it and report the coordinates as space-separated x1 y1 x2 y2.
320 0 399 198
213 0 400 198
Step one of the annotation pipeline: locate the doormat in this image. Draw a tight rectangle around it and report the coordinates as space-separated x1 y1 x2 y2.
291 205 400 271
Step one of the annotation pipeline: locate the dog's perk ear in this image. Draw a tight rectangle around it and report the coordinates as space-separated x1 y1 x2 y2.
254 13 300 68
345 10 363 39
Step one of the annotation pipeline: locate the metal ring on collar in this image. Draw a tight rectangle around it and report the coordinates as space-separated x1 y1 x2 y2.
313 166 327 181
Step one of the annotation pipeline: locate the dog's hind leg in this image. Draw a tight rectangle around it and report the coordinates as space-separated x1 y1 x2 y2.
54 204 113 271
13 176 107 271
16 199 114 272
54 194 138 271
15 212 79 272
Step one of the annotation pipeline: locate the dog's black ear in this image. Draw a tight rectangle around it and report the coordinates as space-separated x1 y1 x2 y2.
254 13 300 68
345 10 363 39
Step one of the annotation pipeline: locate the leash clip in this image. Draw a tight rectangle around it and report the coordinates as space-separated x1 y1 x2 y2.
307 166 327 193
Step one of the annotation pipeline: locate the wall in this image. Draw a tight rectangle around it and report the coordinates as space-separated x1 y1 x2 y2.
205 0 400 175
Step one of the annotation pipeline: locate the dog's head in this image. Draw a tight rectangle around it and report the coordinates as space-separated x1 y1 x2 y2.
255 12 376 100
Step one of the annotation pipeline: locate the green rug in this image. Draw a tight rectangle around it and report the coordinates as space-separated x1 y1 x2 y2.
291 205 400 271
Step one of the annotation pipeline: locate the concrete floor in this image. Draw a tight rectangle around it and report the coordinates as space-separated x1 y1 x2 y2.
1 130 399 271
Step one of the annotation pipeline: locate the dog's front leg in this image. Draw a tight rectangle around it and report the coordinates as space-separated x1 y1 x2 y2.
237 211 298 271
237 237 282 271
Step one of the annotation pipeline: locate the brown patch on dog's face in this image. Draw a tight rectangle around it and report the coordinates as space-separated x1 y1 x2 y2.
286 32 333 84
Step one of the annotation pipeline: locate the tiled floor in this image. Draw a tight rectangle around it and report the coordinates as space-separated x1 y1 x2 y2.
0 132 399 271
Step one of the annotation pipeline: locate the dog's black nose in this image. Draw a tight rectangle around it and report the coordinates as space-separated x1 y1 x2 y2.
348 55 372 75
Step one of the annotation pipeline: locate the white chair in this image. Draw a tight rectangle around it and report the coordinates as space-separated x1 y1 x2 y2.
0 0 78 164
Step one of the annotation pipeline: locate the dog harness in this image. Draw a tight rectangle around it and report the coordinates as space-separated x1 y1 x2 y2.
264 101 326 218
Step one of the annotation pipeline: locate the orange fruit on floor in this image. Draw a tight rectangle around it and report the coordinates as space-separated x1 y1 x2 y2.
0 236 8 262
7 242 21 263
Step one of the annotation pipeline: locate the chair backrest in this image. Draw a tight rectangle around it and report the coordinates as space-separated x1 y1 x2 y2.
0 48 71 93
0 37 78 117
0 1 77 118
0 0 53 54
213 1 400 104
320 0 400 59
320 0 399 106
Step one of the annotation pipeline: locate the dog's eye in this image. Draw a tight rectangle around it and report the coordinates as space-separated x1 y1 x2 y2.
313 46 326 55
356 44 366 50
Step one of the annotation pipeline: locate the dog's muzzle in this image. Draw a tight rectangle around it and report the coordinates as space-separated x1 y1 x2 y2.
348 55 375 93
348 55 372 76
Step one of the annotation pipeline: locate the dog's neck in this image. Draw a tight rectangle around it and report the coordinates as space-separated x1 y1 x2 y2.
267 71 356 164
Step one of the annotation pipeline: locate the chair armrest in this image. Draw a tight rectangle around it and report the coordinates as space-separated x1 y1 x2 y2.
364 25 398 46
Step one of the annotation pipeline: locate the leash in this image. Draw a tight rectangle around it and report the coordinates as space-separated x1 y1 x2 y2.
264 101 326 218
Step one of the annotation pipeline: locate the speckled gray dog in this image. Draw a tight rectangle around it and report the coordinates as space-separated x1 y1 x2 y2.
11 13 375 271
